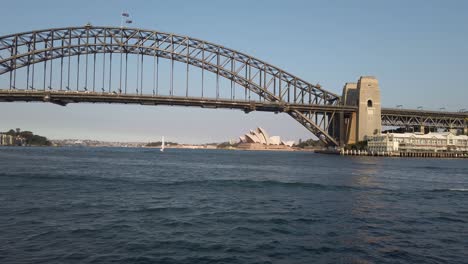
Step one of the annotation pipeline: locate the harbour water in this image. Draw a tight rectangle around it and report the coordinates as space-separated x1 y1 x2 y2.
0 147 467 263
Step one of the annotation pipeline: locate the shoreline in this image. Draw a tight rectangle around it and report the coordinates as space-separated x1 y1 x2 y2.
145 146 319 152
0 145 319 152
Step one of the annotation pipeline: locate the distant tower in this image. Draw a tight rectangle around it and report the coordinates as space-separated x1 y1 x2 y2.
357 76 381 141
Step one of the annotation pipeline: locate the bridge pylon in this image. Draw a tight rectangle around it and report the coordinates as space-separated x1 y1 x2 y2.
339 76 382 146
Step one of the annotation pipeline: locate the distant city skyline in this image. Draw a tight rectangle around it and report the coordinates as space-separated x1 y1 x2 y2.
0 0 467 143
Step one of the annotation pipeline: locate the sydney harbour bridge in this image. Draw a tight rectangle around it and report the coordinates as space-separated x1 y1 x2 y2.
0 25 466 146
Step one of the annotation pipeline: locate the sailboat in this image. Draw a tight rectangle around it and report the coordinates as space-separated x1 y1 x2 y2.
160 136 165 152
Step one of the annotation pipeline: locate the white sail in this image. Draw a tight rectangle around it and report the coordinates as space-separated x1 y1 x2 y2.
160 136 165 152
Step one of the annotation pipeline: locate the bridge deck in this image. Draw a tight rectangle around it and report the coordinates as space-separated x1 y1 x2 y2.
1 90 466 118
1 90 465 131
0 90 356 113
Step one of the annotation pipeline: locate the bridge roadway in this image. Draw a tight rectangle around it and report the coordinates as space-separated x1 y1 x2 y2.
1 90 466 130
0 89 356 113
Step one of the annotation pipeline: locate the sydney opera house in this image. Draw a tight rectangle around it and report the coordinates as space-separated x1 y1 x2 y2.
238 127 295 150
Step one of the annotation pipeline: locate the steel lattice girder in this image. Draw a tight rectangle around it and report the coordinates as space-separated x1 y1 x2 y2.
381 112 466 129
288 110 339 146
0 25 345 146
0 26 340 105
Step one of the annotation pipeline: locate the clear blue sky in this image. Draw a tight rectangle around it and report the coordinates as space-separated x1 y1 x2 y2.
0 0 467 143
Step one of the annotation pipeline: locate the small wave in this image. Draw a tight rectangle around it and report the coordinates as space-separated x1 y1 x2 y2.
1 172 391 193
25 230 57 241
119 206 192 214
431 188 468 192
294 218 323 224
414 166 445 170
270 227 291 234
70 228 97 234
164 179 382 192
298 245 333 254
162 221 196 228
232 226 269 235
430 216 466 224
0 172 139 185
269 218 289 225
0 173 365 192
449 188 468 192
166 179 326 188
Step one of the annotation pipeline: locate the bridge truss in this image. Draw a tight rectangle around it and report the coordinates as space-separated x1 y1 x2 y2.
381 108 467 130
0 25 344 146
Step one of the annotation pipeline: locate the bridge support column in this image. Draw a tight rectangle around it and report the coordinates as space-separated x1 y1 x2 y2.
338 112 345 146
329 112 344 146
464 126 468 135
343 112 357 145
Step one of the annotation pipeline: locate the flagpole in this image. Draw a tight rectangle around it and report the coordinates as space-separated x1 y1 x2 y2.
121 11 131 28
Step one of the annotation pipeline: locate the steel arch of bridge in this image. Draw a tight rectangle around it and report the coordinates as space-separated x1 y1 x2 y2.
0 25 343 146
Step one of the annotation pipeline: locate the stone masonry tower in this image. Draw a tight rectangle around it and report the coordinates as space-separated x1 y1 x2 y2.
340 83 358 145
357 76 381 141
340 76 382 145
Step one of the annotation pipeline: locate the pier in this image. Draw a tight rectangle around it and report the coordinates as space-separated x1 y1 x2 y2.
338 149 468 158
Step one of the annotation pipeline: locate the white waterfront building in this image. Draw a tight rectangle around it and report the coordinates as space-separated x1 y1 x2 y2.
366 132 468 153
0 133 15 146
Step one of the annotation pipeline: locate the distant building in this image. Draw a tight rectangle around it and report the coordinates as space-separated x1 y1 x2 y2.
238 127 294 149
15 135 27 146
0 133 15 146
367 132 468 153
